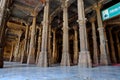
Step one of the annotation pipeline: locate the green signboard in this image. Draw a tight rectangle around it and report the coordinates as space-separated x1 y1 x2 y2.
102 2 120 21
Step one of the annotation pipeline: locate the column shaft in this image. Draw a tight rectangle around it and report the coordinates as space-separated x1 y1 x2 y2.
73 28 78 65
116 33 120 62
36 27 42 64
0 0 7 68
48 22 52 65
91 20 99 65
9 43 14 62
37 0 49 67
109 29 117 63
61 1 70 66
52 30 57 63
21 25 29 63
27 15 36 64
14 35 21 62
77 0 91 68
95 4 108 65
104 29 111 64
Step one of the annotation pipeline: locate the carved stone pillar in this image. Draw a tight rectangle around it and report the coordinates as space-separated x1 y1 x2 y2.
73 26 78 65
0 0 6 26
37 0 49 67
115 32 120 62
9 42 15 62
14 33 21 62
89 17 99 65
0 0 7 68
94 4 108 65
103 27 111 64
27 12 37 64
26 30 31 59
48 19 52 66
21 25 29 63
52 29 57 64
18 40 24 61
109 28 117 63
60 0 70 66
36 27 42 64
77 0 91 67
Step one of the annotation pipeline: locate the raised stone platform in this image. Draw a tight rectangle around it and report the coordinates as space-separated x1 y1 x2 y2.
0 62 120 80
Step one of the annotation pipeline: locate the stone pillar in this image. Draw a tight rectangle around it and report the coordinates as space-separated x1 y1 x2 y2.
14 33 22 62
94 4 108 65
73 26 78 65
27 12 37 64
103 27 111 64
109 28 117 63
52 29 57 64
36 27 42 64
26 30 31 58
77 0 91 68
60 0 70 66
21 25 29 63
48 19 52 66
115 32 120 62
0 0 6 26
37 0 49 67
89 17 99 65
0 0 7 68
9 42 14 62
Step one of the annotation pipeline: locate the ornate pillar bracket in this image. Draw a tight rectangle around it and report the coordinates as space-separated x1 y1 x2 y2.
77 0 91 68
89 17 99 65
93 3 109 65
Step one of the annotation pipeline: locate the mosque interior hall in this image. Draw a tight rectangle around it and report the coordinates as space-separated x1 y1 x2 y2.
0 0 120 80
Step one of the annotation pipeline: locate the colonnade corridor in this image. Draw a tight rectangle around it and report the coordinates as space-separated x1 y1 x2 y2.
0 0 120 80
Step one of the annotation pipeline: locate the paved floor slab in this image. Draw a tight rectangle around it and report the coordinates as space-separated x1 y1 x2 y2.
0 62 120 80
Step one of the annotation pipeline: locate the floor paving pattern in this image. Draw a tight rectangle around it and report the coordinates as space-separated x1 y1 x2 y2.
0 62 120 80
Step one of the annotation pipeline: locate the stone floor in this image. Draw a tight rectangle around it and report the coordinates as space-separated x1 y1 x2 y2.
0 62 120 80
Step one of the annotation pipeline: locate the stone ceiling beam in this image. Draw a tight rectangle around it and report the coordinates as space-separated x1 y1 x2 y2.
50 0 76 21
7 22 26 30
14 4 34 13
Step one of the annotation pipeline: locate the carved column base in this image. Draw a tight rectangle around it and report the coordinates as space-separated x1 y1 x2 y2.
27 49 35 64
78 51 91 68
73 52 78 65
37 51 47 67
61 52 70 66
100 45 108 65
14 57 21 62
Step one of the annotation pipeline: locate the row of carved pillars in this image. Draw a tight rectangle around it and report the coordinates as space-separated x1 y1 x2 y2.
8 0 112 68
105 27 120 64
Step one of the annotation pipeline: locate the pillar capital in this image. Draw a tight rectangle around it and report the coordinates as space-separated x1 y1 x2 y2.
89 17 96 23
52 28 57 33
77 19 87 25
73 25 78 31
93 3 102 11
61 0 69 8
108 27 113 31
31 11 38 17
